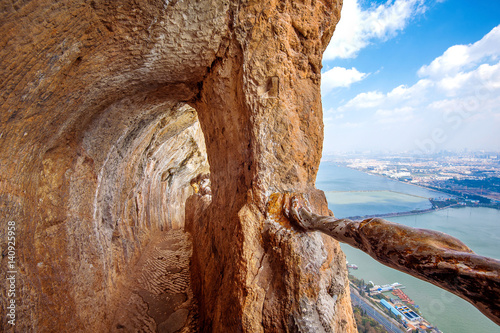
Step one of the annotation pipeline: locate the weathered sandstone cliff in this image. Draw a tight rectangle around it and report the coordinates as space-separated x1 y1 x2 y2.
0 0 355 332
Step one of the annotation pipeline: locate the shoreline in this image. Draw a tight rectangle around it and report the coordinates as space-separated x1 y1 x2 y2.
341 163 500 205
341 164 453 196
321 163 500 219
325 189 430 199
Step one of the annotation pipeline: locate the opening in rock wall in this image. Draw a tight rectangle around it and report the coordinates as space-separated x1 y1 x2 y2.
86 101 210 331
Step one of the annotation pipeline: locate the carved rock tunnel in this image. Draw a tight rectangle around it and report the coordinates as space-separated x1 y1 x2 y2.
2 1 499 332
1 0 357 332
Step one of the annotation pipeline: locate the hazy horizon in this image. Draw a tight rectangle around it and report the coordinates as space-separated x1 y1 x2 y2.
321 148 500 156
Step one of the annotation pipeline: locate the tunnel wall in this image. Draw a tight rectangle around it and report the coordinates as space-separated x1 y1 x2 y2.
1 0 225 330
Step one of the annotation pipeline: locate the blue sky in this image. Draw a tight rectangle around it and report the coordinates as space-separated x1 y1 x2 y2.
321 0 500 154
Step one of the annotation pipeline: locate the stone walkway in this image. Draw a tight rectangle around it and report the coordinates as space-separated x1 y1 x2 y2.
112 229 198 333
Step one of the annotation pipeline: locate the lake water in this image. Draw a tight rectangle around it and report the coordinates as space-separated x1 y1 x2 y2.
316 162 500 333
324 190 432 219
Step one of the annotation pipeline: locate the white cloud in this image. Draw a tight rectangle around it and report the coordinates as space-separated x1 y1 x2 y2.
321 67 368 95
418 25 500 78
324 0 426 60
326 25 500 152
386 79 433 103
342 59 500 116
434 62 500 99
427 99 458 113
374 106 415 124
339 26 500 115
436 71 472 94
323 114 345 126
340 121 364 128
342 91 385 109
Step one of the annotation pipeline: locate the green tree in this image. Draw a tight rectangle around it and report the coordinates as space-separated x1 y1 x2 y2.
352 306 388 333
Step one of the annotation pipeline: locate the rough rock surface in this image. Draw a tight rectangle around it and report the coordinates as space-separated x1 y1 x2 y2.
111 229 198 332
0 0 355 332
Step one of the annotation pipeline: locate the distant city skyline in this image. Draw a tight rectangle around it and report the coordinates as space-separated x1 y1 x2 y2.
321 0 500 154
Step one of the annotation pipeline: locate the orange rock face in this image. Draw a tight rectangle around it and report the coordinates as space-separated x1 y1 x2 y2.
0 0 355 332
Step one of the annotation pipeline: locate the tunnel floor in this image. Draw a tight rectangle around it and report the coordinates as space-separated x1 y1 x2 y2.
111 229 198 333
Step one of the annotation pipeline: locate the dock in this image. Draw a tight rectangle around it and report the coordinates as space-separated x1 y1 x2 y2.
392 288 414 304
369 282 404 294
